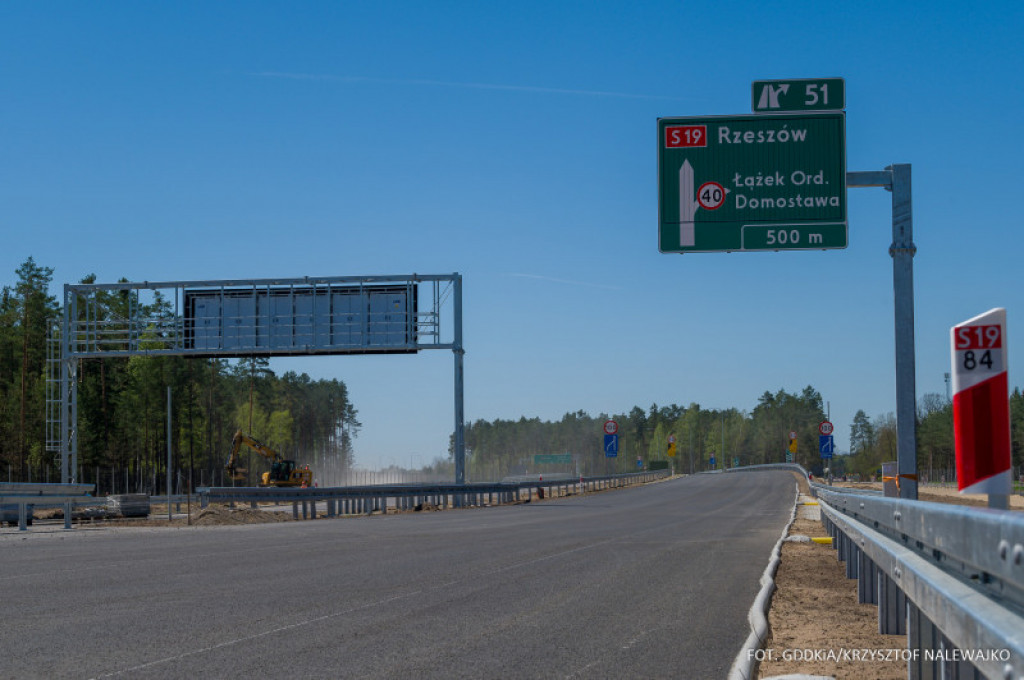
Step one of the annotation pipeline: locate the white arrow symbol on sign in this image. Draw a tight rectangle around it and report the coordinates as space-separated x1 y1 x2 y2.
679 160 700 247
757 83 790 109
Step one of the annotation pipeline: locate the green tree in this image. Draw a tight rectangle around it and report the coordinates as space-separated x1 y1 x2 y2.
7 258 59 480
917 393 954 481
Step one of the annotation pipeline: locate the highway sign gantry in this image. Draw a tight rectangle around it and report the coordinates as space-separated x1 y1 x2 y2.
658 113 847 253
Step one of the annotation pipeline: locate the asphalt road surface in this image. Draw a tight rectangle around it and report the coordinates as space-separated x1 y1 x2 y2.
1 471 796 679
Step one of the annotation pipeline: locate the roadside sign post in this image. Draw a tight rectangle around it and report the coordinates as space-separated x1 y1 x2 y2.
847 165 919 500
951 308 1011 509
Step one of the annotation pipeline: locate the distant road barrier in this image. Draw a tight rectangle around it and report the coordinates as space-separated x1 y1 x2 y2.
723 463 1024 679
196 470 670 519
0 482 95 531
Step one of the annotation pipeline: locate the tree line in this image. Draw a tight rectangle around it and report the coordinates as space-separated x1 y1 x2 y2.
1 258 359 492
848 390 1024 482
460 386 831 480
6 257 1024 490
461 385 1024 483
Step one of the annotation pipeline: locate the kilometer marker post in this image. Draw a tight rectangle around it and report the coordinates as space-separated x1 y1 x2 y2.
951 308 1012 509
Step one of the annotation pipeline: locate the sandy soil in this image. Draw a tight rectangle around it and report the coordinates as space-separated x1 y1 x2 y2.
756 514 906 679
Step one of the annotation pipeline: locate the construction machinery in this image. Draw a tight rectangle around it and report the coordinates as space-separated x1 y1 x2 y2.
224 430 313 487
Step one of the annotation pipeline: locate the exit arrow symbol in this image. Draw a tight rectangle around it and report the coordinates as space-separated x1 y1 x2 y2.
679 160 700 246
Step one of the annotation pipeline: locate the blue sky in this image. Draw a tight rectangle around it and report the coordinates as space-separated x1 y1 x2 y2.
3 2 1023 470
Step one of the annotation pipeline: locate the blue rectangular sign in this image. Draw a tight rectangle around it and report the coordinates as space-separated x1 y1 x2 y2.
604 433 618 457
819 435 834 458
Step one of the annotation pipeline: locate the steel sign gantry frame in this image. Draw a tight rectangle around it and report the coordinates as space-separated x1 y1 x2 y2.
48 273 467 487
848 166 918 500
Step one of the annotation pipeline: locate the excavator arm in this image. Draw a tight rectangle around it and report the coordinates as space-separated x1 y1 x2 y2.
224 430 312 487
225 430 281 476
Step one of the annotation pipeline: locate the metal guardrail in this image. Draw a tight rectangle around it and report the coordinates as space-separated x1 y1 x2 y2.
724 464 1024 679
723 462 808 478
813 483 1024 679
0 482 95 531
817 494 1024 679
196 470 671 519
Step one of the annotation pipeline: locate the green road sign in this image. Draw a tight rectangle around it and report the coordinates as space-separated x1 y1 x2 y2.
752 78 845 113
657 113 846 253
534 453 572 464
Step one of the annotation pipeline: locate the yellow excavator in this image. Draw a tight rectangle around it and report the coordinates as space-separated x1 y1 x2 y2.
224 430 313 487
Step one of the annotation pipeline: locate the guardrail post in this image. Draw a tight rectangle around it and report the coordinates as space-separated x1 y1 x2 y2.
845 540 859 580
878 571 907 635
907 601 930 680
64 500 72 530
940 633 981 679
292 501 299 519
858 552 878 604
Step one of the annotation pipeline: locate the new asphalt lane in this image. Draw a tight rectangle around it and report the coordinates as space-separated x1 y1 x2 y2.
0 471 797 679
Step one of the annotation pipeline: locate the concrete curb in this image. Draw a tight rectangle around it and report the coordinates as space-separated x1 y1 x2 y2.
727 482 800 680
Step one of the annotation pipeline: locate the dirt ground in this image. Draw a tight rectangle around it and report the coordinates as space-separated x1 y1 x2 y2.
757 477 1022 679
756 511 907 679
32 503 299 527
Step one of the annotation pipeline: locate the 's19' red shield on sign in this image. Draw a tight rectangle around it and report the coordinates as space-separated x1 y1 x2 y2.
951 308 1011 495
664 125 707 148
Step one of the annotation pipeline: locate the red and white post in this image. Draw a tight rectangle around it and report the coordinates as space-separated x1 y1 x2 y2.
951 308 1012 509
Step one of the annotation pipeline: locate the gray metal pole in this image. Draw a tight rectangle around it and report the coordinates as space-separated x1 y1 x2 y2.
848 168 919 500
453 274 466 486
69 358 78 484
61 286 70 484
889 164 918 500
167 386 173 520
60 358 69 483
